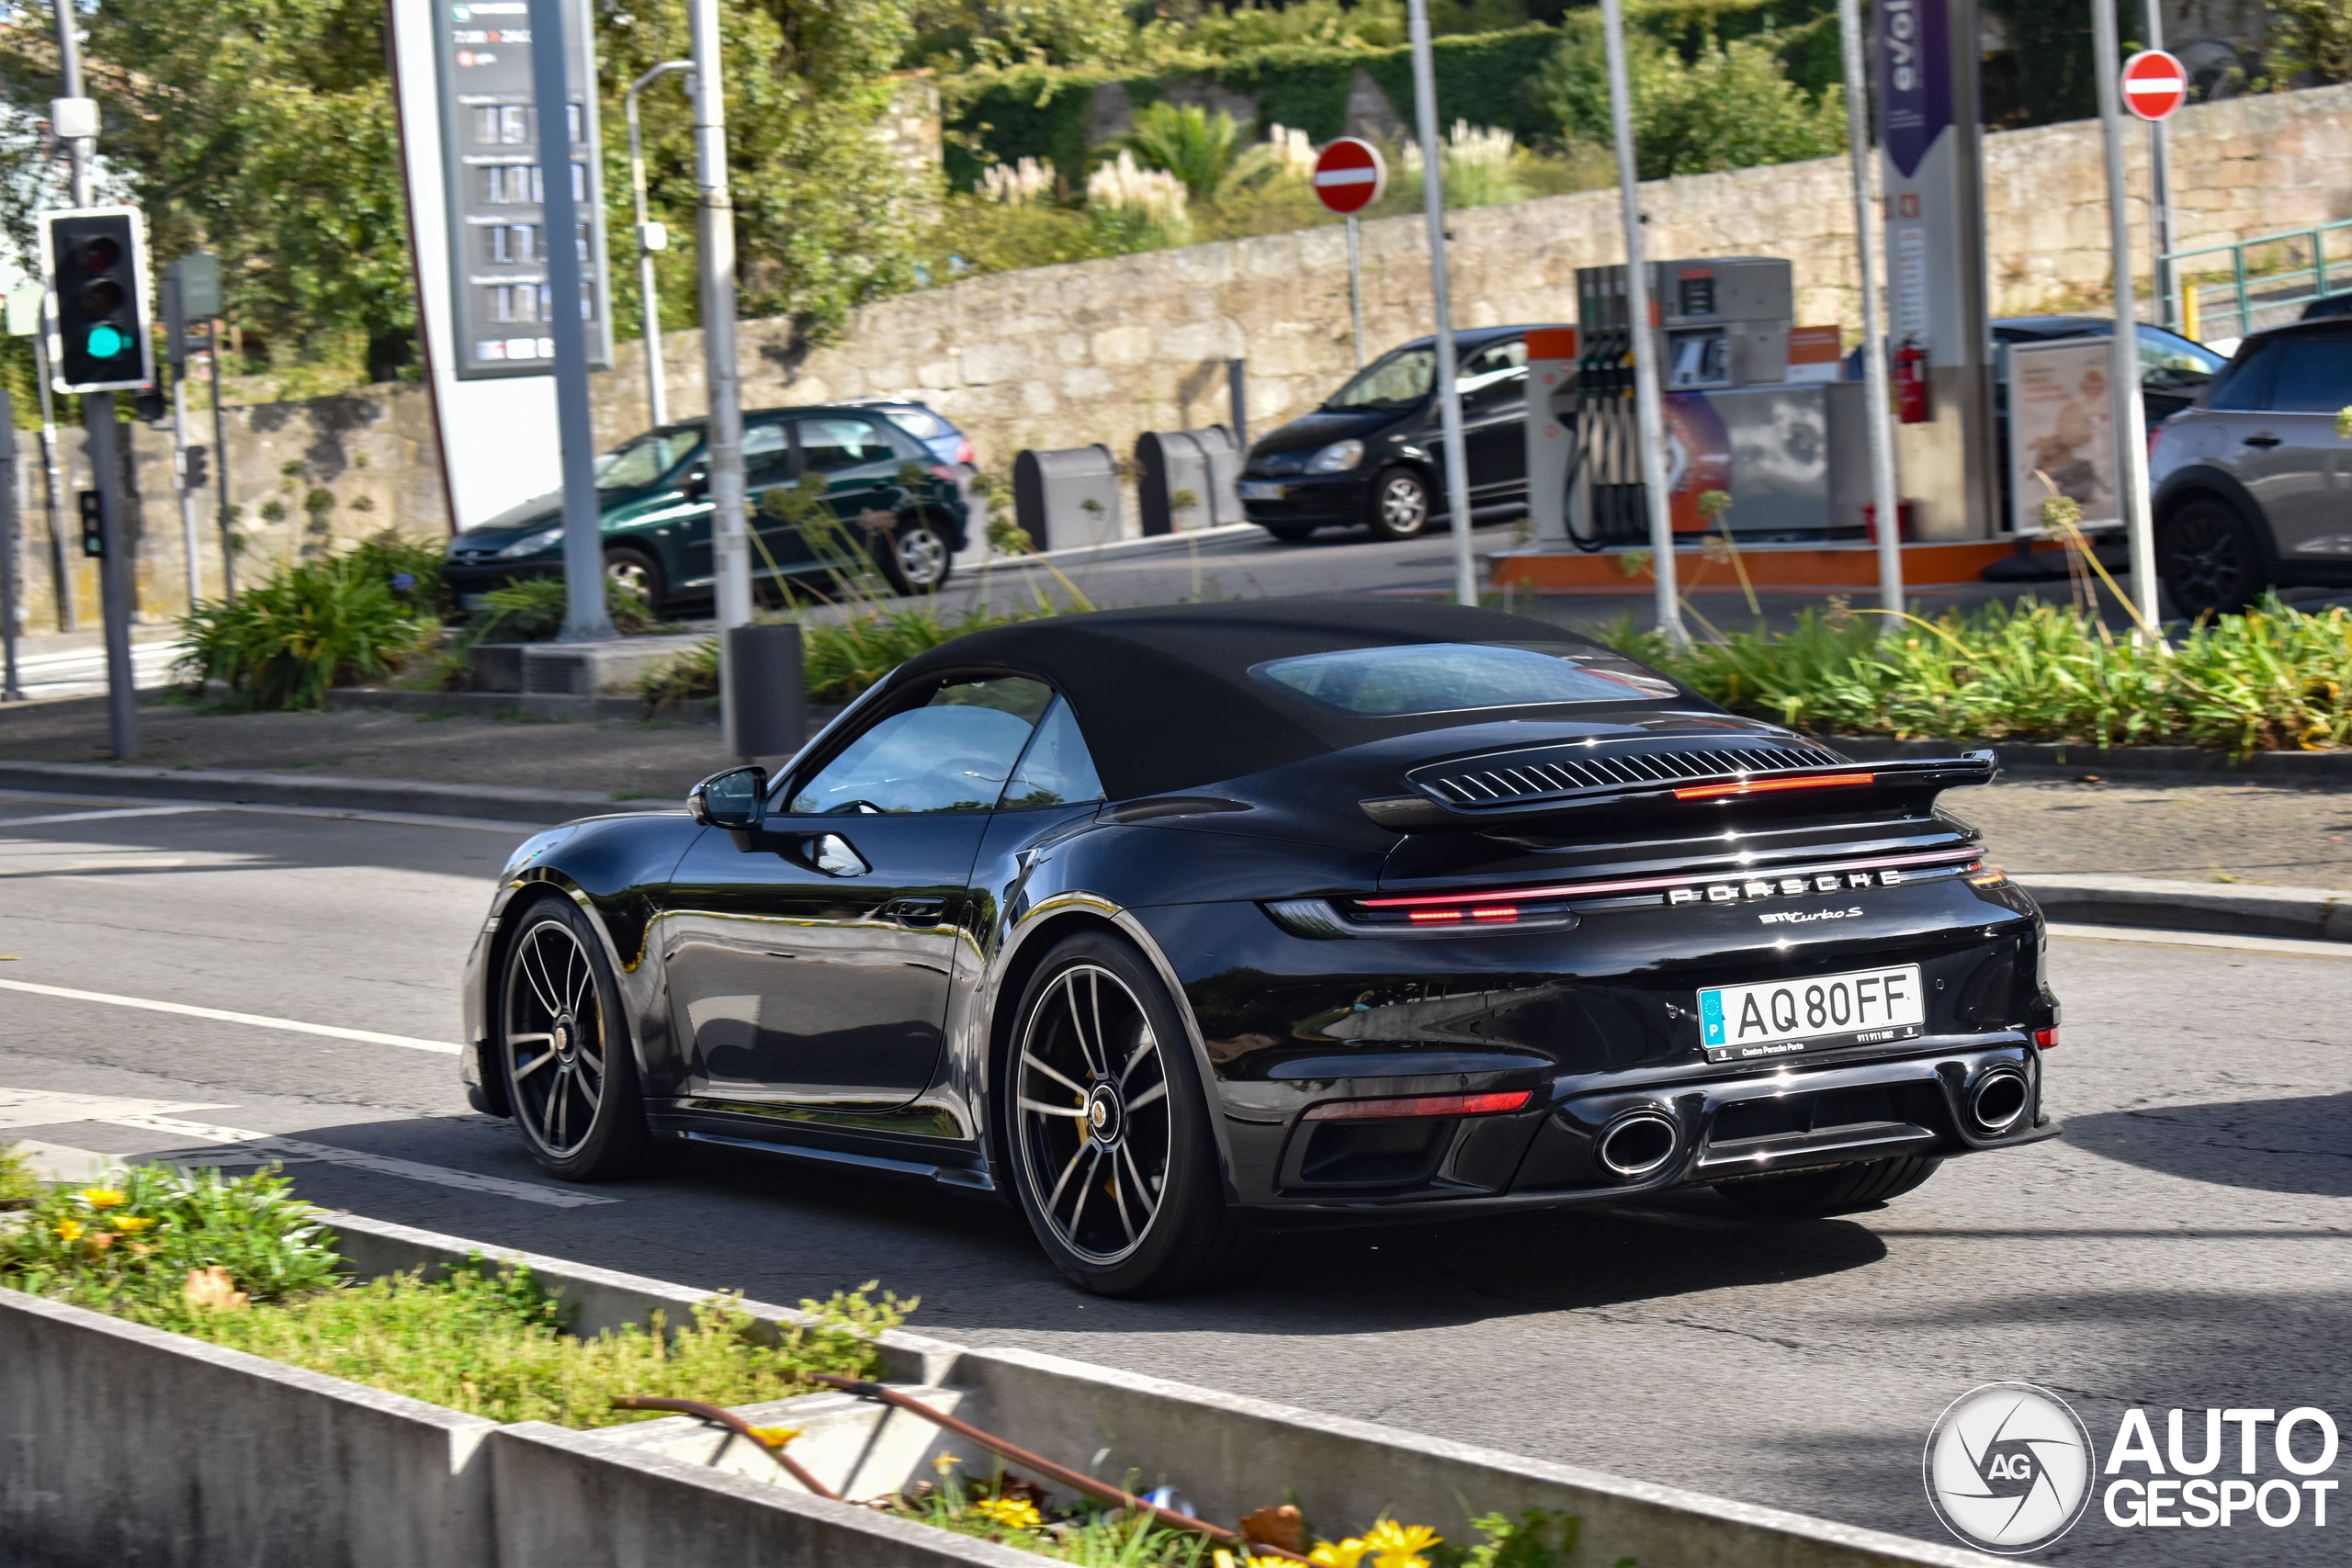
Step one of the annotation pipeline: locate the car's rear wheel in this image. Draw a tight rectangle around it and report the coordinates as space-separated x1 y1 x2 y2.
877 513 955 595
498 897 663 1180
605 546 666 615
1713 1155 1942 1217
1367 468 1431 540
1005 932 1261 1296
2157 498 2267 619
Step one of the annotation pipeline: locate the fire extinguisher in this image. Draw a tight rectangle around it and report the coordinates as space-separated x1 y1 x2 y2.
1894 337 1932 424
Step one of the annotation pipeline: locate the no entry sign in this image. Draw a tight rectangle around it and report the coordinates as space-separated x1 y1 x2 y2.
2120 50 2188 122
1312 137 1386 216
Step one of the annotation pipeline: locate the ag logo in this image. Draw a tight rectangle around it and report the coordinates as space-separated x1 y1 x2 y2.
1924 1382 2094 1553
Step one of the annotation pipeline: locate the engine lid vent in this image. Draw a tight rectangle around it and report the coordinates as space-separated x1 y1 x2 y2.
1408 739 1849 809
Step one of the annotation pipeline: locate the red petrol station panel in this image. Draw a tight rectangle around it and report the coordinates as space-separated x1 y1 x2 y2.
1311 138 1387 215
2121 50 2188 122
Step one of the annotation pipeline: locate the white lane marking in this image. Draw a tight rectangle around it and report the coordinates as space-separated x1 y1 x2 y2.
0 805 218 829
0 787 553 836
98 1111 616 1208
0 1088 231 1128
2047 922 2352 960
0 977 466 1055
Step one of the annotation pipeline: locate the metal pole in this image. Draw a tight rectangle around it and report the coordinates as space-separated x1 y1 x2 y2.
2093 0 2160 633
207 321 234 602
31 330 73 629
528 0 616 643
2143 0 2177 330
628 60 692 430
1345 214 1365 368
1840 0 1905 633
1601 0 1684 647
164 276 203 611
1405 0 1476 608
85 395 134 757
1227 357 1248 448
0 390 22 701
55 3 92 207
688 0 753 751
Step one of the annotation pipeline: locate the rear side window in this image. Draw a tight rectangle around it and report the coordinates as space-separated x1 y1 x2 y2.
999 697 1105 809
2205 343 2274 411
2263 337 2352 412
796 416 899 473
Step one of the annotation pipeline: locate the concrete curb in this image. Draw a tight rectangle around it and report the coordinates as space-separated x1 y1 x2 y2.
1 1207 2002 1568
0 760 643 826
2015 873 2352 942
1834 735 2352 784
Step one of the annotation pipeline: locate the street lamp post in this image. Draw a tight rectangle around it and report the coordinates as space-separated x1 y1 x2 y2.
626 60 692 430
1403 0 1476 609
1838 0 1905 635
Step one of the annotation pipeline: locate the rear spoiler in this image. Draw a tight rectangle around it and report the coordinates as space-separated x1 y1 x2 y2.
1359 750 1996 831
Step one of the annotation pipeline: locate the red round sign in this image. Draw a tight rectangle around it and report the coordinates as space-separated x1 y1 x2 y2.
2120 50 2188 122
1311 137 1387 216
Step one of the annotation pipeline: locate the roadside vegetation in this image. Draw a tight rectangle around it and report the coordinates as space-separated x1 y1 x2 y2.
1608 598 2352 756
0 1158 908 1429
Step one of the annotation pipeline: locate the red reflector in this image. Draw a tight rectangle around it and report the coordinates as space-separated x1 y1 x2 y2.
1470 905 1519 921
1303 1089 1532 1122
2034 1028 2059 1050
1407 908 1464 923
1673 772 1876 801
956 437 974 464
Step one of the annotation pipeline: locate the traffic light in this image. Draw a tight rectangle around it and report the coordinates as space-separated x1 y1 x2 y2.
40 207 153 393
183 445 210 491
78 490 104 558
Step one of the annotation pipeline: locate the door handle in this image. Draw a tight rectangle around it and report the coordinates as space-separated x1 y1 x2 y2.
2244 433 2282 448
884 897 946 926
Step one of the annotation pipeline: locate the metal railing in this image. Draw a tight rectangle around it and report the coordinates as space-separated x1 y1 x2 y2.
2164 218 2352 344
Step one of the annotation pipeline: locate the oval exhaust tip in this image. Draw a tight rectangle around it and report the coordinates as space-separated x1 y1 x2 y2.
1598 1111 1679 1179
1971 1068 2030 1134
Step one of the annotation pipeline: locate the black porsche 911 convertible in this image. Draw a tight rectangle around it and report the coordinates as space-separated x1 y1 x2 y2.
460 601 2058 1295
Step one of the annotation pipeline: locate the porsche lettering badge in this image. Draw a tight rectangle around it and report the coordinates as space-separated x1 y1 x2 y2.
1667 866 1904 908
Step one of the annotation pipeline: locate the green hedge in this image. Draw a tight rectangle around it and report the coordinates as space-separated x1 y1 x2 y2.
943 27 1565 194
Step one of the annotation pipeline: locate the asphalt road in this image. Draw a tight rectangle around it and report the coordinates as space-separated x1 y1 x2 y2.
3 789 2348 1565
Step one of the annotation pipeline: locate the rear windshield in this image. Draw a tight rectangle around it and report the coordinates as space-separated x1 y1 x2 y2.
1252 641 1679 716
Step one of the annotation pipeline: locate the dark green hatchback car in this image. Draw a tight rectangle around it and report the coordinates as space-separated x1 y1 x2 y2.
442 405 969 612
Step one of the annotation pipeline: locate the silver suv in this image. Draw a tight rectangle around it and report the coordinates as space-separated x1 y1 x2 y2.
2149 318 2352 617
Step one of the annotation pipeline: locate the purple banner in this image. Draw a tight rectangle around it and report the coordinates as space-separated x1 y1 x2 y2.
1877 0 1952 180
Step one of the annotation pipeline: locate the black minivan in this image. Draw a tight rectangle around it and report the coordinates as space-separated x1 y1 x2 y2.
1238 325 1561 542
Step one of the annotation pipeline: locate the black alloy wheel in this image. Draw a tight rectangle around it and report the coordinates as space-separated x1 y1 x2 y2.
498 897 662 1179
605 546 666 614
877 514 955 595
1005 932 1261 1296
1366 468 1431 540
2156 499 2266 619
1713 1154 1943 1217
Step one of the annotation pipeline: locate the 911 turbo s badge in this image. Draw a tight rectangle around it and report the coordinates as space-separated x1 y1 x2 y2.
1758 906 1863 924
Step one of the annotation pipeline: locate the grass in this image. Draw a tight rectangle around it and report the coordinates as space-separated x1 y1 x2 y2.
0 1157 910 1430
1603 598 2352 757
0 1144 39 1208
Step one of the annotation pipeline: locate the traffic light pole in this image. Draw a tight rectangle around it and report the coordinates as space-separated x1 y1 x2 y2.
688 0 754 756
208 321 234 602
0 391 22 702
55 4 92 207
83 395 135 757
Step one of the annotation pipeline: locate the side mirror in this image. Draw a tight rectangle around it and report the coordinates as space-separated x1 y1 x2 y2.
687 765 767 829
680 470 709 501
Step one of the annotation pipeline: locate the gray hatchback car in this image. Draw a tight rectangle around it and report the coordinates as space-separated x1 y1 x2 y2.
2149 317 2352 616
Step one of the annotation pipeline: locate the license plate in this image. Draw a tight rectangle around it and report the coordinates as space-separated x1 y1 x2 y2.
1698 964 1924 1064
1240 481 1284 501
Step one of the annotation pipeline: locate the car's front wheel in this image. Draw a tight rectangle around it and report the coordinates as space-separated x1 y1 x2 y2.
498 896 663 1180
877 513 955 595
1004 932 1261 1296
1713 1155 1942 1217
605 546 666 614
2157 498 2267 619
1367 468 1432 540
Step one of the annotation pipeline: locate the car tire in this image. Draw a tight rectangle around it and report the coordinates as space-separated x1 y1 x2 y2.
2156 498 2267 619
1366 468 1432 540
605 546 666 614
1261 524 1317 544
1002 931 1265 1297
497 895 667 1181
877 513 955 595
1712 1155 1942 1218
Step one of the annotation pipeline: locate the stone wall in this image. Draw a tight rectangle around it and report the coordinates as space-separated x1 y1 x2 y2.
6 83 2345 635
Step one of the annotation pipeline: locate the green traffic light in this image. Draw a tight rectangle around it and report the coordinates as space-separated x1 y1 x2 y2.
85 324 125 359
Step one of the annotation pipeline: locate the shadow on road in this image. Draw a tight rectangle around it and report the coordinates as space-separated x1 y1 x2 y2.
2065 1092 2352 1198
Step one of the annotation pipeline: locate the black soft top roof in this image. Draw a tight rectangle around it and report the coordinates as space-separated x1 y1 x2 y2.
890 600 1651 801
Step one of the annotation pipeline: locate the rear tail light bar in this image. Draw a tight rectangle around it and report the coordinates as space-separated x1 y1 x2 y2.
1303 1089 1532 1122
1672 772 1874 801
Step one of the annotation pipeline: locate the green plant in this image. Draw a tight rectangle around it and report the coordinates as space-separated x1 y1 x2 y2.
2266 0 2352 87
0 1143 38 1208
469 575 660 642
345 527 457 618
1123 101 1243 203
639 636 722 711
1540 16 1845 179
177 552 436 709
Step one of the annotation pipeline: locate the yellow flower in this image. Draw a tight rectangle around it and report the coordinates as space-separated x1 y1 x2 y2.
1364 1520 1442 1568
1308 1540 1367 1568
77 1187 126 1210
970 1495 1043 1531
931 1450 964 1478
746 1425 801 1450
54 1219 84 1243
111 1216 156 1233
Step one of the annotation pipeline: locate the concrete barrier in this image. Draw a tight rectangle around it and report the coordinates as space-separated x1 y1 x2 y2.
2 1209 1999 1568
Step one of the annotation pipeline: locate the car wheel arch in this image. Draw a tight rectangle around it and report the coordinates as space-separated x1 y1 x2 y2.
488 874 652 1085
978 896 1241 1200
